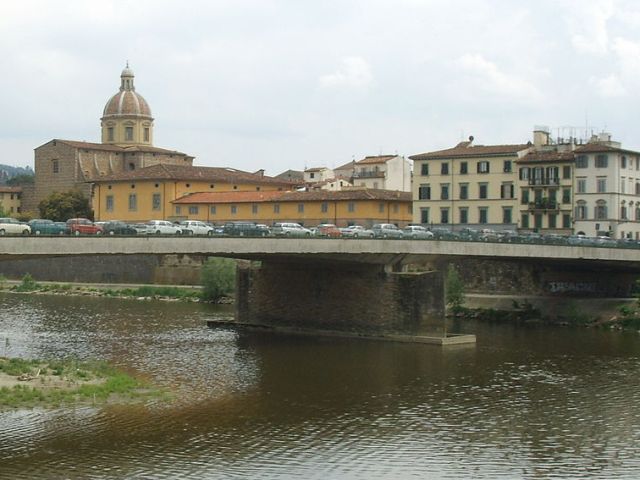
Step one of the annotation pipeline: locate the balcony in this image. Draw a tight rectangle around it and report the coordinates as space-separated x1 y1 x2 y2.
352 171 385 179
528 199 559 211
528 177 560 186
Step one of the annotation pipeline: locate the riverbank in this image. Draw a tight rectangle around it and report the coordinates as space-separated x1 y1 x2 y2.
0 357 164 409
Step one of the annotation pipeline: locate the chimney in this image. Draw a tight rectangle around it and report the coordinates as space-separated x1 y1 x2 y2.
533 125 550 148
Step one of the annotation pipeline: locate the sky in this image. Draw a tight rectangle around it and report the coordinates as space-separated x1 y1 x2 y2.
2 0 640 175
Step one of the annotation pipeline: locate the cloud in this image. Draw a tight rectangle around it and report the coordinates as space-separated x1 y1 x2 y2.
589 74 627 97
319 57 373 89
565 0 614 54
453 53 542 103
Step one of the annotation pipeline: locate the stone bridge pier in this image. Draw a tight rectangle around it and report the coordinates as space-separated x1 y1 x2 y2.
234 260 446 338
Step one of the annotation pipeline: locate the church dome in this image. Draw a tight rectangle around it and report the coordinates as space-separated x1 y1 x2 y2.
101 63 153 119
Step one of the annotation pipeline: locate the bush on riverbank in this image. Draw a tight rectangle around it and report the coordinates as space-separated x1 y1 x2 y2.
200 258 235 302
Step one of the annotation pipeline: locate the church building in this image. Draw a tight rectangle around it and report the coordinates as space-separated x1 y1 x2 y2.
25 64 194 213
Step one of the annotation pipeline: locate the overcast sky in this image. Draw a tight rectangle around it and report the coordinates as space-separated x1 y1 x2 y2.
2 0 640 175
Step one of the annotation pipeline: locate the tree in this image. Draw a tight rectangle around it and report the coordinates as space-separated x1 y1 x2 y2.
38 190 93 221
200 258 236 302
445 264 465 314
6 174 34 186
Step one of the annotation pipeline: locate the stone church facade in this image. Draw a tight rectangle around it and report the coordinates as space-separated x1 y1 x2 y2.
24 64 194 213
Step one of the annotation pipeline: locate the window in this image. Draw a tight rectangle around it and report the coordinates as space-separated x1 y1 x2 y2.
519 167 529 180
441 163 449 175
562 214 571 228
595 203 607 220
576 155 588 168
107 127 114 141
621 177 627 194
175 206 181 215
479 183 488 199
548 189 557 203
152 193 161 210
128 162 135 171
52 159 59 174
521 213 529 228
459 184 468 200
252 204 258 214
459 207 468 224
348 202 355 212
477 161 490 173
575 203 587 220
144 128 150 142
128 193 137 211
210 206 216 215
622 156 627 169
595 154 608 168
548 214 557 228
503 160 512 173
521 189 530 204
479 207 488 224
418 184 431 200
460 162 468 174
393 204 399 213
273 204 280 214
500 183 514 199
621 206 628 220
562 165 571 179
378 202 385 213
420 208 430 224
636 182 640 195
189 206 199 215
125 126 134 141
309 172 315 179
636 207 640 221
534 214 543 229
503 207 512 224
440 208 449 224
440 184 449 200
597 178 606 193
421 163 429 176
321 202 328 213
231 205 237 215
577 178 587 193
298 203 304 213
562 188 571 204
106 195 114 212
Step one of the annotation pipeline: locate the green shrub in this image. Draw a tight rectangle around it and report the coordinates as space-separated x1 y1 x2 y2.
13 273 39 292
201 258 236 302
445 264 465 314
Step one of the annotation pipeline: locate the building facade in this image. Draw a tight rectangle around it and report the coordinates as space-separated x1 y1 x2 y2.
335 155 412 192
0 187 22 215
171 189 412 227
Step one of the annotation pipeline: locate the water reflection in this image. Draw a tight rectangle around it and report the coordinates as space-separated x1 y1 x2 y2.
1 293 640 478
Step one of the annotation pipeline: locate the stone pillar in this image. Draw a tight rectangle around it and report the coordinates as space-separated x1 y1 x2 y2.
235 261 445 336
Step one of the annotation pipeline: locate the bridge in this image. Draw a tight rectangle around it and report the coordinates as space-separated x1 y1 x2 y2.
1 237 639 344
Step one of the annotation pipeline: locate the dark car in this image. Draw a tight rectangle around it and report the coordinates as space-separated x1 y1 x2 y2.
28 219 68 235
223 221 269 237
102 221 137 235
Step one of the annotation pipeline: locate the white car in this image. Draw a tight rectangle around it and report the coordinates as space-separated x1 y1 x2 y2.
341 225 375 238
179 220 214 236
272 222 312 237
0 218 31 236
146 220 182 235
402 225 434 240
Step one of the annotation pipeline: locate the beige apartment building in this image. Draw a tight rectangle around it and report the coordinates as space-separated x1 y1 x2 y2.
410 138 530 229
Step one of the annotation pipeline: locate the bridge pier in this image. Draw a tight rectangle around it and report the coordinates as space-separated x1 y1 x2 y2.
235 260 448 339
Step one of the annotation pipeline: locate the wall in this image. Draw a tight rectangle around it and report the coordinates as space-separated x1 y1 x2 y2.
236 261 445 335
34 142 82 212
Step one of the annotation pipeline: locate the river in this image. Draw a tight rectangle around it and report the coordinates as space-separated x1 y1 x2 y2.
1 292 640 479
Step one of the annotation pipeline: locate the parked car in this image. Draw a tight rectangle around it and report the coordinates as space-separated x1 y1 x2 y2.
223 221 269 237
341 225 375 238
256 224 271 236
271 222 312 237
402 225 434 240
131 223 150 235
316 223 342 238
146 220 182 235
66 218 102 236
429 226 459 240
179 220 214 236
372 223 404 239
102 221 138 235
28 219 67 235
0 218 31 236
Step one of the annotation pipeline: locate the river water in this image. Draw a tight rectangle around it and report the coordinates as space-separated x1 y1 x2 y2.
1 293 640 479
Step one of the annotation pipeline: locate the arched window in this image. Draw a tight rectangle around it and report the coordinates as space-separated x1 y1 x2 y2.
575 200 587 220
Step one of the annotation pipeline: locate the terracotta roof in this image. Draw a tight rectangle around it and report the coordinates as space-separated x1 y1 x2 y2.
304 167 330 172
356 155 398 165
172 188 411 204
410 144 530 160
103 90 152 118
43 139 191 157
517 151 575 164
274 169 304 181
575 143 640 156
334 160 356 171
0 186 21 193
92 163 295 186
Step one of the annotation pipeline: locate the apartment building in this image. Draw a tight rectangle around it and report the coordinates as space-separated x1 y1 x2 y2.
410 138 530 229
334 155 412 192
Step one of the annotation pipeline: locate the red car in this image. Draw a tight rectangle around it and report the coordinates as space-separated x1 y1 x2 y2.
66 218 103 236
316 223 342 238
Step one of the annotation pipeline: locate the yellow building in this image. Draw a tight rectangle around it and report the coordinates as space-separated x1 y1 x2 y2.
410 139 530 229
517 150 574 233
171 189 412 227
0 187 22 215
93 164 294 222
